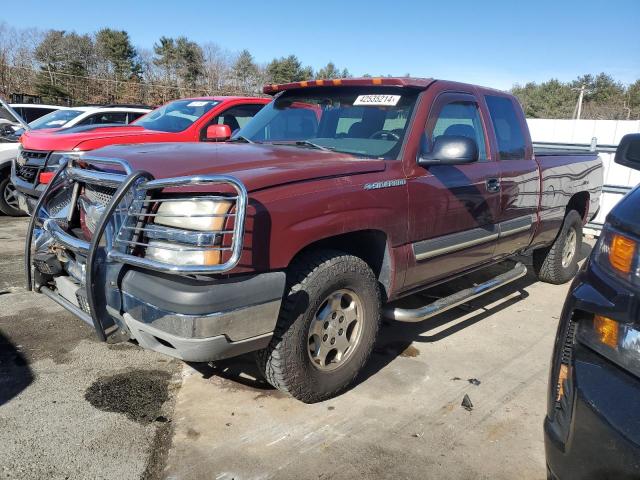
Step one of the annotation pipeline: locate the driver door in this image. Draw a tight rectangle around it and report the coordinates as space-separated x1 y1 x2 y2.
403 92 502 289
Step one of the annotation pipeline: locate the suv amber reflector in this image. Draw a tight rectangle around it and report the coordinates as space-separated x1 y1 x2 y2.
594 315 619 349
609 234 636 274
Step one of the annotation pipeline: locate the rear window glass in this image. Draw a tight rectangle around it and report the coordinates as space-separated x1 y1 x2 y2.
485 95 526 160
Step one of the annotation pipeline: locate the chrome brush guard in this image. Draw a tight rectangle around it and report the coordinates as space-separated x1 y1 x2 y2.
25 154 248 340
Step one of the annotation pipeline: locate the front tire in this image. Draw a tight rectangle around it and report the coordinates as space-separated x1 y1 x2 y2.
0 176 24 216
256 250 381 403
533 210 583 284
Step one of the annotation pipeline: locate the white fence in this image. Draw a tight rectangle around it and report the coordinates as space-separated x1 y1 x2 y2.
527 119 640 233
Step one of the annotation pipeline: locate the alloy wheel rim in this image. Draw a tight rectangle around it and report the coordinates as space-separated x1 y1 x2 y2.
3 182 19 209
307 289 363 371
562 228 577 268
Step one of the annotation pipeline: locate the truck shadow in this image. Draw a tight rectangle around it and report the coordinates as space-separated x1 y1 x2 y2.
0 330 34 406
189 243 593 398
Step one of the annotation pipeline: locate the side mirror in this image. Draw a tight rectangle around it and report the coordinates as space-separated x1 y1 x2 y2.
418 135 478 166
615 133 640 171
205 124 231 142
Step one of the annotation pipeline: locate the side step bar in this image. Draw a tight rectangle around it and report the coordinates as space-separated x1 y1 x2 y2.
383 262 527 322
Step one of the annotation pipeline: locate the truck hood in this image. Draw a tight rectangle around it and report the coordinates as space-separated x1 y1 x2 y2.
88 142 386 192
20 125 170 151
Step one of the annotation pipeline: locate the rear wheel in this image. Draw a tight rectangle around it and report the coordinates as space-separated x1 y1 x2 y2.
256 250 381 403
0 176 24 216
533 210 583 284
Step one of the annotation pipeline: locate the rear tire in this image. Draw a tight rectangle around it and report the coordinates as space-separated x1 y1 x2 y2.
533 210 583 284
256 249 381 403
0 176 24 216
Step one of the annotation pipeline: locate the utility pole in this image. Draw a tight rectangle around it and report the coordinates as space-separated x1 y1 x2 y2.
575 84 586 120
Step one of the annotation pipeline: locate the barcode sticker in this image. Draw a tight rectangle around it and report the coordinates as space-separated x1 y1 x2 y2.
353 95 401 106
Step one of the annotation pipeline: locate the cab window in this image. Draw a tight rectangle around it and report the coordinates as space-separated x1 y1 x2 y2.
429 101 487 161
78 112 128 126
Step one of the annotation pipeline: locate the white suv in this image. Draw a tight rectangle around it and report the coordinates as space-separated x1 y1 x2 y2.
29 105 150 130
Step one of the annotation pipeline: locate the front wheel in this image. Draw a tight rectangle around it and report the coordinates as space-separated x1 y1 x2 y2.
533 209 583 284
256 250 381 403
0 176 24 216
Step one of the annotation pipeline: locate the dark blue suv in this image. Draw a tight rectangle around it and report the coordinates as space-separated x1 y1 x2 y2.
545 134 640 479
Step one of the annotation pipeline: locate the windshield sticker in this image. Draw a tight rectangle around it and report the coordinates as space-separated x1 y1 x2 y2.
187 101 209 107
353 95 401 106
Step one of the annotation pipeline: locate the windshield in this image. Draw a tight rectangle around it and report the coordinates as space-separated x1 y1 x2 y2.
234 87 419 159
29 109 83 130
0 104 22 125
132 99 219 133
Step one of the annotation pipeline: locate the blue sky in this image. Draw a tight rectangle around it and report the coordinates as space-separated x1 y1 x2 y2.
8 0 640 90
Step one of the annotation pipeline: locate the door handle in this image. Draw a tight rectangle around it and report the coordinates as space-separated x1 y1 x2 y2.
486 178 501 192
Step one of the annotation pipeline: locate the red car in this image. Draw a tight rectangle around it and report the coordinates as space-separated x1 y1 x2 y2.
12 96 269 213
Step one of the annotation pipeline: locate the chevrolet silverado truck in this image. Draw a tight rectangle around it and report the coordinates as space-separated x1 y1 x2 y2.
25 77 603 402
13 96 269 214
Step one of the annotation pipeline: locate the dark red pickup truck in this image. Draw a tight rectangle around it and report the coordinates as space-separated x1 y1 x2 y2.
25 77 603 402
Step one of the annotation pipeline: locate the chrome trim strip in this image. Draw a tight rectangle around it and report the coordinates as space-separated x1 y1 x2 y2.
499 215 533 237
414 226 499 261
413 215 534 261
384 262 527 322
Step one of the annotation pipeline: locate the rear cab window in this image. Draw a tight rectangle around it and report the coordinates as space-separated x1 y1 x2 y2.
484 95 527 160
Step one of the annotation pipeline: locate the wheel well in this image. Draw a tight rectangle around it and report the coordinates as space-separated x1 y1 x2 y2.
292 230 391 300
566 191 590 222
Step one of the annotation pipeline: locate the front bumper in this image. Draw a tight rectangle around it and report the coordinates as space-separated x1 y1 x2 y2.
115 268 285 362
544 262 640 479
26 155 279 363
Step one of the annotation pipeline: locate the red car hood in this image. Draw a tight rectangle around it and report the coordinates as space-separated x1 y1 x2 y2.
21 125 169 151
87 142 386 192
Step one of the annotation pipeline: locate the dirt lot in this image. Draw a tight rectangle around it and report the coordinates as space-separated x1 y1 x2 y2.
0 216 591 480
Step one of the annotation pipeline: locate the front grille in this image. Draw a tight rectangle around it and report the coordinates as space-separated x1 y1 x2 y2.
21 149 49 161
47 189 72 217
17 165 39 183
84 184 116 207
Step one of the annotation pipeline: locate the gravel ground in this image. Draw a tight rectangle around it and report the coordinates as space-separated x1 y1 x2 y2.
0 217 181 480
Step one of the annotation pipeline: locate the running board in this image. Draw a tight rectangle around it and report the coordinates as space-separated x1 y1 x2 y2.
383 262 527 322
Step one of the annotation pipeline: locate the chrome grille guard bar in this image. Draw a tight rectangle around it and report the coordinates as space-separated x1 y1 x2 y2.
25 153 249 341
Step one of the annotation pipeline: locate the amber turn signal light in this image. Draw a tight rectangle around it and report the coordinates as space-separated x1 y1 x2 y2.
593 315 619 349
609 234 636 274
556 364 569 402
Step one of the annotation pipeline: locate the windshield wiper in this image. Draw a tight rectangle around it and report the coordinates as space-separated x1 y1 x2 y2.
293 140 333 151
229 135 255 144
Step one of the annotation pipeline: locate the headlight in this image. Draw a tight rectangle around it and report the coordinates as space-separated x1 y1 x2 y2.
153 199 232 231
143 199 233 266
593 224 640 285
146 240 222 266
578 314 640 378
47 151 74 168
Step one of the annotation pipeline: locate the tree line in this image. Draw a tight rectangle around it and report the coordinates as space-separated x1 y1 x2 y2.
1 22 638 119
513 74 640 120
0 22 351 106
